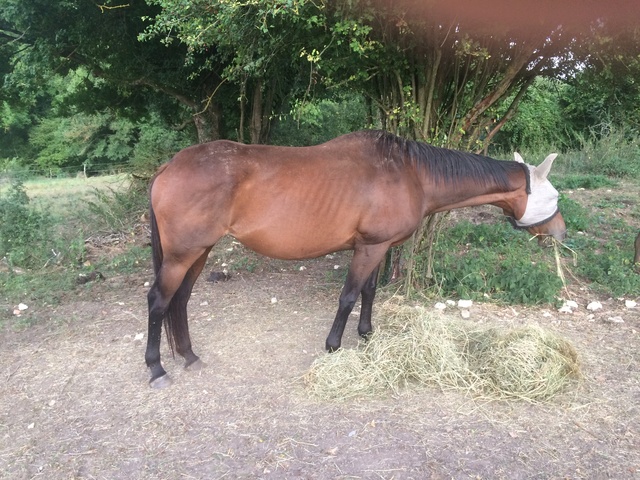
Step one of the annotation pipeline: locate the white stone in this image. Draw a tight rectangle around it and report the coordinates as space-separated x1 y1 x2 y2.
271 297 278 304
558 306 573 314
434 302 447 311
564 300 579 309
625 300 637 308
587 301 603 311
18 303 28 311
460 310 471 319
457 299 473 309
606 316 624 323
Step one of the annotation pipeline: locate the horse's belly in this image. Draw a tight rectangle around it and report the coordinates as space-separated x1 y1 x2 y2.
230 220 355 260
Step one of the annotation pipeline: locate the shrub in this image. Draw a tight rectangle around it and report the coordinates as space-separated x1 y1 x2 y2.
0 180 56 269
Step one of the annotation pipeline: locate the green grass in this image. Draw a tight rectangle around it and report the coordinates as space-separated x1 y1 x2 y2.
1 173 147 327
23 174 129 221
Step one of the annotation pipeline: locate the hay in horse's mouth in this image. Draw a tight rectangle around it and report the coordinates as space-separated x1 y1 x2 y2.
304 301 580 402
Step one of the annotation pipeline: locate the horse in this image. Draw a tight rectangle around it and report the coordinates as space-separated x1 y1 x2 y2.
145 130 566 388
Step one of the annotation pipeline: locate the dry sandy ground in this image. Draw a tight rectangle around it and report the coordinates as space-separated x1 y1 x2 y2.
1 249 639 480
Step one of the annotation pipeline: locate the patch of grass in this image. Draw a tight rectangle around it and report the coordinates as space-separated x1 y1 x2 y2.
0 174 150 327
558 195 591 233
10 174 128 222
1 269 80 324
550 174 617 191
421 221 563 305
568 234 640 297
105 245 150 273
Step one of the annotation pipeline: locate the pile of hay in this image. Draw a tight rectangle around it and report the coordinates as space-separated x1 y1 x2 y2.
304 302 580 402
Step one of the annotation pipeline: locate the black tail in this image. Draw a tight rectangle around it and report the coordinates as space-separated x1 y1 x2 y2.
149 202 163 276
149 191 192 357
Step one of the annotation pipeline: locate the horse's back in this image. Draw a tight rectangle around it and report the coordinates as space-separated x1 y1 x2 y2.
151 134 425 259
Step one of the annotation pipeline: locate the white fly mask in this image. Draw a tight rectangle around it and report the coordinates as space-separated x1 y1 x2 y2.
513 152 560 228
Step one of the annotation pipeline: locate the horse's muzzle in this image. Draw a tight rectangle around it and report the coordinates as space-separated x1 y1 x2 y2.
528 211 566 246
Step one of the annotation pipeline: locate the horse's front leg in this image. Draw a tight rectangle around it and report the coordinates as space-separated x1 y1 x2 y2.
357 265 380 339
326 245 388 351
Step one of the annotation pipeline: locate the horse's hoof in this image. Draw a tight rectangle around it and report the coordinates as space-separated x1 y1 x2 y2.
150 374 172 389
358 330 373 340
185 358 205 371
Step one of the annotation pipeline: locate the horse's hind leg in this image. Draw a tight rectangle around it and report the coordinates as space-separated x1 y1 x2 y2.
146 248 210 388
171 247 212 370
357 265 380 339
146 262 191 388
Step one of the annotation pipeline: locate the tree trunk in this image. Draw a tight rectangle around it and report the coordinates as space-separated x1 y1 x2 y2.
193 101 222 144
250 79 263 144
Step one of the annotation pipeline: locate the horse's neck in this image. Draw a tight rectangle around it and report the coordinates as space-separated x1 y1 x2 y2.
420 169 527 217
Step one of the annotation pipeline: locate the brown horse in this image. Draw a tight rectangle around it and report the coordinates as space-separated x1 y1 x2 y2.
146 130 566 388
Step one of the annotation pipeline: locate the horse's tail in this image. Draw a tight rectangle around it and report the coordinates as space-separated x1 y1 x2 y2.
148 168 190 356
149 200 163 277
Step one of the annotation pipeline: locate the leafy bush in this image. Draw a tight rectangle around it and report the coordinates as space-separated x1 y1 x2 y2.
87 179 148 233
130 115 193 178
0 180 56 269
270 95 368 146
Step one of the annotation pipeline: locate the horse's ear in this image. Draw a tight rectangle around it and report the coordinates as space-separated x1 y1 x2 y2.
534 153 558 181
514 152 525 163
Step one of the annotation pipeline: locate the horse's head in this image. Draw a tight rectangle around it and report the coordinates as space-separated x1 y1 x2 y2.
512 152 566 246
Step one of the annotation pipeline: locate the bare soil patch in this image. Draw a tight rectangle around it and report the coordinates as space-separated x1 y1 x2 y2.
1 243 638 480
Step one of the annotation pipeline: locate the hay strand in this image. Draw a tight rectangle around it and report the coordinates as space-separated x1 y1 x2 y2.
305 302 580 402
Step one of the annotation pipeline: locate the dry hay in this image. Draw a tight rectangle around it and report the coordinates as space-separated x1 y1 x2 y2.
305 302 580 402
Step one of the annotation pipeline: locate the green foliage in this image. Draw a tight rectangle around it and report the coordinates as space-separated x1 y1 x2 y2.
494 78 567 153
568 233 640 297
557 195 591 233
418 222 563 305
0 269 81 326
130 116 193 177
566 129 640 179
87 180 149 233
0 180 55 269
29 111 136 174
270 95 368 146
550 174 616 191
561 56 640 137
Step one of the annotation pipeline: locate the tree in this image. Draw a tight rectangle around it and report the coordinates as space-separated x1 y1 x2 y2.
0 0 224 143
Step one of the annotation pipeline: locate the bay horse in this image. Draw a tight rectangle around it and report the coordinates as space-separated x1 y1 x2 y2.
146 130 566 388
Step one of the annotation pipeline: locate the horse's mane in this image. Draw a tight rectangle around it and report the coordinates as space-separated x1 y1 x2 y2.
359 130 529 193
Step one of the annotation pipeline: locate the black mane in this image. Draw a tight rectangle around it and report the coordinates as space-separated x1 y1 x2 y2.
361 130 529 193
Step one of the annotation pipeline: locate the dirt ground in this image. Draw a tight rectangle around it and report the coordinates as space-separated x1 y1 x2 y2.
1 235 639 480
